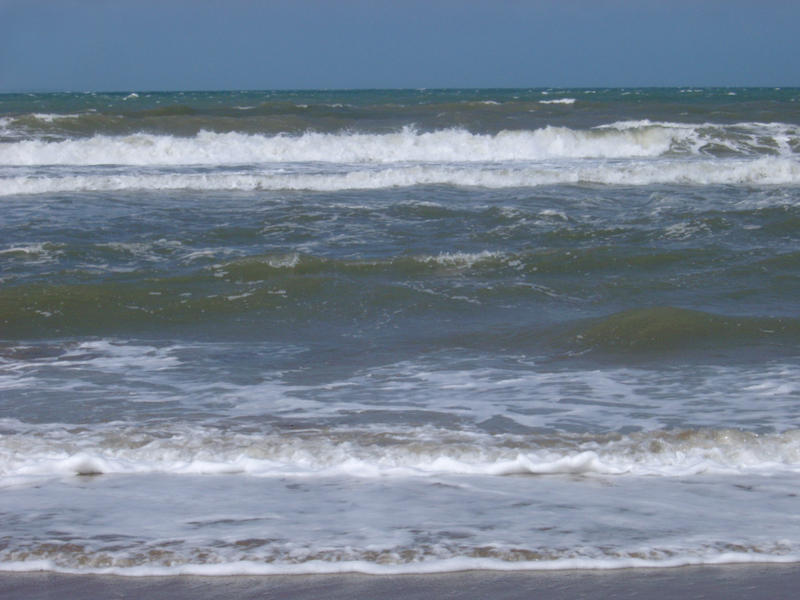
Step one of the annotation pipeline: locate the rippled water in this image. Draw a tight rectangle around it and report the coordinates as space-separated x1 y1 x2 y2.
2 88 800 574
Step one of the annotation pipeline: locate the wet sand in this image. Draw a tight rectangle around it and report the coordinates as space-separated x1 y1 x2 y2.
3 564 799 599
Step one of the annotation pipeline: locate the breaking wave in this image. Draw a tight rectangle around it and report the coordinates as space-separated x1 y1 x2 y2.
3 156 800 195
0 125 678 165
3 422 800 484
2 121 797 167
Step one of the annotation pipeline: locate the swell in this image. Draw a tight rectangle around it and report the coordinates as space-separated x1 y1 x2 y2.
2 244 792 285
4 293 800 357
567 306 800 353
0 251 502 337
2 247 799 343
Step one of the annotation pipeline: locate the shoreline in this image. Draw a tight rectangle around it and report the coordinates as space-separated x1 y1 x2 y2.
4 563 800 600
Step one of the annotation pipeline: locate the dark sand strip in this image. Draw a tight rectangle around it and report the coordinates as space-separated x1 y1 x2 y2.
3 564 799 600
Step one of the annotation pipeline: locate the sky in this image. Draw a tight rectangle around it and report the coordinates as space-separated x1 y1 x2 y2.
1 0 798 92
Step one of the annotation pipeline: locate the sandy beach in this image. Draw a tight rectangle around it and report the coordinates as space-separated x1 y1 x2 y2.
4 564 800 600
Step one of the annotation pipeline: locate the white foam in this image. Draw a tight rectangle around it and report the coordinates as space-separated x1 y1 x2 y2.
422 251 503 268
3 156 798 195
28 112 86 122
0 242 64 263
0 124 696 167
539 98 576 105
2 552 799 577
2 424 800 484
55 340 183 371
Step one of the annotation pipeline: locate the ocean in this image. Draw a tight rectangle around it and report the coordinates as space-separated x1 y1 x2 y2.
1 88 799 576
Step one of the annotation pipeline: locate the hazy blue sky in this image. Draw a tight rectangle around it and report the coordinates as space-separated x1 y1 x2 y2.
1 0 798 91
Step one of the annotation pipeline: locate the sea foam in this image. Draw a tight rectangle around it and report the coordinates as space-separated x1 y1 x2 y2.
3 552 800 576
3 423 800 485
3 157 799 195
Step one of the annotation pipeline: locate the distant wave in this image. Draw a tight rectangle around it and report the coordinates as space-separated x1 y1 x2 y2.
2 121 797 168
0 125 676 165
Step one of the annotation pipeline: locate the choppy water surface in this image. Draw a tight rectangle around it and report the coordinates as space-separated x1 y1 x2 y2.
1 88 800 575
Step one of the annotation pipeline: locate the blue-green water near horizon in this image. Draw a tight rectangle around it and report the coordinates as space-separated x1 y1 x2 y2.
1 88 800 574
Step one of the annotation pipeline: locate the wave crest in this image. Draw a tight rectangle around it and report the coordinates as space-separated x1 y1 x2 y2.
5 121 795 167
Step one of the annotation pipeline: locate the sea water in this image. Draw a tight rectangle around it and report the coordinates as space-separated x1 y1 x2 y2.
1 88 800 575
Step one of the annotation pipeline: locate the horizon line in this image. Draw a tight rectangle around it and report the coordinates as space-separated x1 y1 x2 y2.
1 85 796 95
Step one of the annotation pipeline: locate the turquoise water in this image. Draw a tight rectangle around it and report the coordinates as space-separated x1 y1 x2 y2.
2 89 800 574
